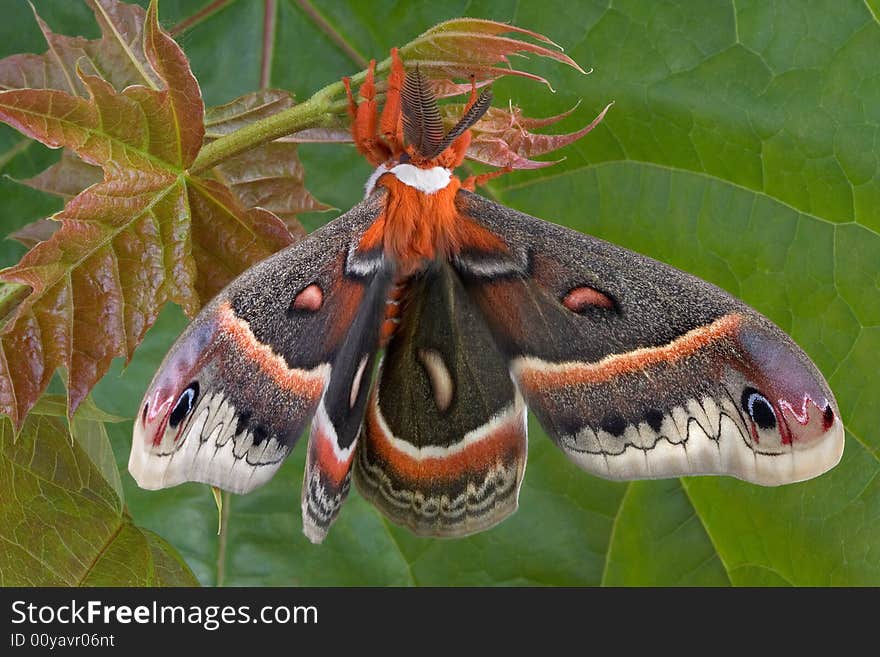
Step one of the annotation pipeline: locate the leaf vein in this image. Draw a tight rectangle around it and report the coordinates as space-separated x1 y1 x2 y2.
599 481 631 586
92 0 160 91
679 478 734 586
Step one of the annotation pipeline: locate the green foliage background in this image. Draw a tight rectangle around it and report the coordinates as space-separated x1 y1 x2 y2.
1 0 878 585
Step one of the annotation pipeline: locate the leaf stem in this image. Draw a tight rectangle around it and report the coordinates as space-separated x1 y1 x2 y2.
216 491 232 587
188 61 389 175
260 0 277 90
169 0 235 37
191 80 344 174
294 0 369 69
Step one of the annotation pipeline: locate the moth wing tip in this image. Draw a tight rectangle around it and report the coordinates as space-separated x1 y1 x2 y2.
127 441 166 490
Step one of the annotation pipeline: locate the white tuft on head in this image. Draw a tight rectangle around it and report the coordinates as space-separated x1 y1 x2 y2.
364 163 453 196
390 164 451 194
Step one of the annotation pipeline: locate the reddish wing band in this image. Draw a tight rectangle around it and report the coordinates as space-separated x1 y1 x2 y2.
129 192 388 501
454 191 844 486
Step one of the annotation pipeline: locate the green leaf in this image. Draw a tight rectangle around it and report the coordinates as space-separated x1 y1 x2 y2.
3 0 878 586
0 0 161 95
17 150 102 200
35 393 126 423
397 17 586 85
0 395 198 586
7 218 59 249
0 0 297 427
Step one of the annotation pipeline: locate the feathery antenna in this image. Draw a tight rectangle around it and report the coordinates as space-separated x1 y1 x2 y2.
432 88 493 156
401 66 446 159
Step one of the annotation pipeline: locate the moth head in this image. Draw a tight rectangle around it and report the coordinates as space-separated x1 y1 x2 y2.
131 318 217 482
733 321 844 478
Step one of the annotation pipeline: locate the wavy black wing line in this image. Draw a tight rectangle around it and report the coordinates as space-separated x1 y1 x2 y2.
452 190 844 487
129 192 389 507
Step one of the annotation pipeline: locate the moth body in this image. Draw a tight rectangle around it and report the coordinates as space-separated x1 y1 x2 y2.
130 49 844 544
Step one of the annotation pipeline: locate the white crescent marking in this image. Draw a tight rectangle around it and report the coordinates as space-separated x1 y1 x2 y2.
417 348 453 412
350 355 370 408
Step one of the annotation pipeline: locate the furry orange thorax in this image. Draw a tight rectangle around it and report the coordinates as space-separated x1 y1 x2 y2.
345 49 506 274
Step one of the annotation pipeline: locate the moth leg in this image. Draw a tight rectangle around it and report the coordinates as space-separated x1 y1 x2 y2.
379 47 406 156
348 59 390 165
461 167 512 191
463 73 478 111
343 76 357 118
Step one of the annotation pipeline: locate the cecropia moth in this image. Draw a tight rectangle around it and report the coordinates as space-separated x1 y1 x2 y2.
129 50 844 543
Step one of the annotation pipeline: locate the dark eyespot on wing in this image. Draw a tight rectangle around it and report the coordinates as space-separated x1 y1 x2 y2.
170 382 199 429
822 405 835 430
752 400 776 429
741 387 776 430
